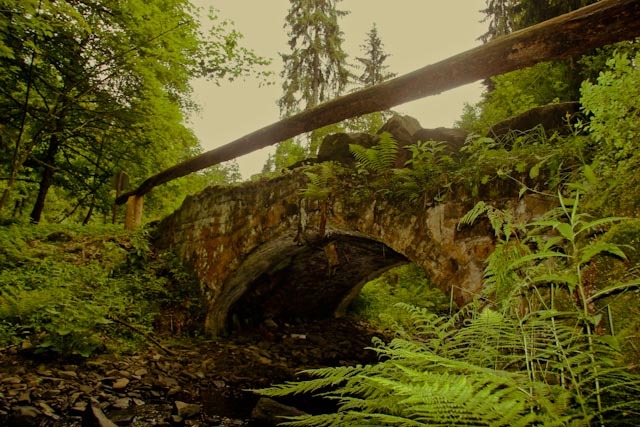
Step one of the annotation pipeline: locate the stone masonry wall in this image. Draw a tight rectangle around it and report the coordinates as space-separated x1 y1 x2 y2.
155 167 555 335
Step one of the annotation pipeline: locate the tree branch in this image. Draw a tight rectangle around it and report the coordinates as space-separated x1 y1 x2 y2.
117 0 640 205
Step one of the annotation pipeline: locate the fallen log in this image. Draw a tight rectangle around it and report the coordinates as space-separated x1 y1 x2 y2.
116 0 640 206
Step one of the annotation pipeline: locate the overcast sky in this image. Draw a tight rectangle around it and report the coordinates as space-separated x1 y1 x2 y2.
188 1 488 178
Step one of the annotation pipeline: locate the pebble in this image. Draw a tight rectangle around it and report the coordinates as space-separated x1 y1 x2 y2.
174 400 201 419
0 318 384 426
60 370 78 378
111 397 132 409
112 378 130 390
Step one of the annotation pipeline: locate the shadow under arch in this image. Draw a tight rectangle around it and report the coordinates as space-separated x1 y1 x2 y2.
216 232 408 335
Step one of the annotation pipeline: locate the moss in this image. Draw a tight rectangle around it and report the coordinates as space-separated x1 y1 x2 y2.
593 219 640 368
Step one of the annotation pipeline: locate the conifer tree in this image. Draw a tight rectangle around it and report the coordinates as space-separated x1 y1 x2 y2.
278 0 351 116
516 0 596 31
345 23 397 134
478 0 598 101
266 0 351 172
479 0 596 43
478 0 518 43
356 24 396 87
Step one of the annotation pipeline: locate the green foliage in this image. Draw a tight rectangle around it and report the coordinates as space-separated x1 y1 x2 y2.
456 126 590 200
461 193 638 312
0 223 202 356
0 0 269 223
275 0 396 166
299 163 339 202
478 193 640 424
262 139 308 174
580 51 640 165
349 264 451 330
477 0 596 104
350 132 398 176
355 23 396 87
479 0 596 43
341 111 389 135
456 62 573 135
595 219 640 365
393 140 455 205
458 200 515 240
278 0 351 116
145 160 242 222
260 303 633 426
568 45 640 216
258 195 640 426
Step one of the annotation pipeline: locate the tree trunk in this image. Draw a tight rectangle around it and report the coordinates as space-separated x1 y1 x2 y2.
29 134 61 223
0 36 40 215
0 177 16 215
116 0 640 205
83 196 95 225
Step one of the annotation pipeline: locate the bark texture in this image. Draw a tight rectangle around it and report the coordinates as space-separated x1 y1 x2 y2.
117 0 640 204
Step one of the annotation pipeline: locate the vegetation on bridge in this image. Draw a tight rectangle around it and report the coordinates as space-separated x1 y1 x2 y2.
1 0 640 425
255 33 640 427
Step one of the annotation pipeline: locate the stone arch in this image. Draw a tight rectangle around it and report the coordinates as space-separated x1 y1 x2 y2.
222 230 408 333
154 168 555 336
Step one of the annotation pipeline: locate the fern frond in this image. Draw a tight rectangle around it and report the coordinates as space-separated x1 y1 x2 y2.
349 132 398 174
256 365 366 397
257 300 640 426
299 163 336 201
457 201 489 231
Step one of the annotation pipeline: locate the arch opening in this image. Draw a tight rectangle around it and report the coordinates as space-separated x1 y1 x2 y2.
226 234 407 333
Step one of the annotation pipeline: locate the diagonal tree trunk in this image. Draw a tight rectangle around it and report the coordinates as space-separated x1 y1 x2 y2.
116 0 640 205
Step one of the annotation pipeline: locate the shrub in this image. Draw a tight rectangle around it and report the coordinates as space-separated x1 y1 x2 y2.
0 223 202 357
258 194 640 426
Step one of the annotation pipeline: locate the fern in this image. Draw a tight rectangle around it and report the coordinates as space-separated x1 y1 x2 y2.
349 132 398 175
459 201 489 229
299 162 337 201
258 305 575 426
483 192 640 423
458 201 516 240
392 140 455 205
260 302 640 425
258 194 640 426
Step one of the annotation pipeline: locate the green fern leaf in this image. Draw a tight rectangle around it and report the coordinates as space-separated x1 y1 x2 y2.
457 201 489 230
349 132 398 174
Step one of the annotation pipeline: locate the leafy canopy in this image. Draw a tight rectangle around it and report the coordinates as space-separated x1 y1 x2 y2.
0 0 268 224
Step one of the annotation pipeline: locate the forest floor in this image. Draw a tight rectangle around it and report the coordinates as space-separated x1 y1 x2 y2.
0 317 388 427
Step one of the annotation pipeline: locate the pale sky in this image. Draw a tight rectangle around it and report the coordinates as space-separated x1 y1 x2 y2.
189 1 488 179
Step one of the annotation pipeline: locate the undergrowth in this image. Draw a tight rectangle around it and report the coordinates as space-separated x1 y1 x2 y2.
349 263 451 330
258 193 640 426
0 223 203 357
338 122 591 212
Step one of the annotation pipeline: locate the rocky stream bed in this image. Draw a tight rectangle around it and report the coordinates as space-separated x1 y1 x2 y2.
0 318 387 427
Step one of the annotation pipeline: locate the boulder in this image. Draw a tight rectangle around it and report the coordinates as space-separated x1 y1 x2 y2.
6 406 40 427
82 404 118 427
488 101 581 140
413 127 468 154
377 114 422 144
317 115 469 169
251 397 307 426
173 401 201 419
316 132 377 166
391 126 470 167
378 115 469 166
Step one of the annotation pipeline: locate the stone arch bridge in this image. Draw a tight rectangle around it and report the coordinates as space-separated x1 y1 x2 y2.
154 117 559 336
